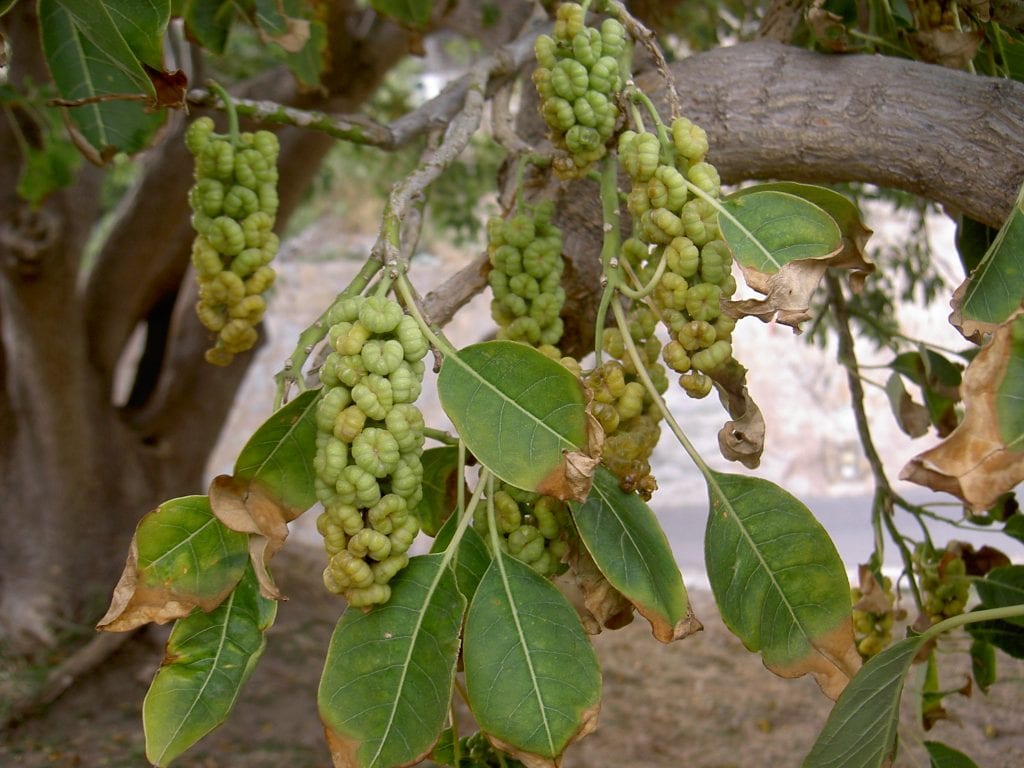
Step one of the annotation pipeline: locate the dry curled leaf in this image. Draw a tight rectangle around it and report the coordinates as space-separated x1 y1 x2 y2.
208 475 302 599
566 541 635 634
901 318 1024 511
537 404 604 502
710 358 765 468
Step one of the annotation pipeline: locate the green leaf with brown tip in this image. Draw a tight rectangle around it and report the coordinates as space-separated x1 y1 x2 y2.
571 466 700 642
463 550 601 764
143 564 277 767
705 471 861 699
438 341 593 500
318 555 465 768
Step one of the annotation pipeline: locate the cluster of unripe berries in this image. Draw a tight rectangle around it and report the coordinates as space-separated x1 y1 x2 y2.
185 116 279 366
587 307 668 500
487 201 566 349
915 545 970 624
313 295 429 608
618 119 738 399
851 575 898 658
474 482 572 578
533 2 626 177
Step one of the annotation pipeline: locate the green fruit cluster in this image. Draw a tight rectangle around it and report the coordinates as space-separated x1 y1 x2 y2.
915 545 969 624
587 305 668 500
473 482 572 578
313 295 430 608
487 200 566 350
618 119 738 398
532 2 626 178
185 116 280 366
851 576 896 658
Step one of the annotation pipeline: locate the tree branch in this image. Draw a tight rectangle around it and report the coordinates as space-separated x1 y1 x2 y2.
650 41 1024 228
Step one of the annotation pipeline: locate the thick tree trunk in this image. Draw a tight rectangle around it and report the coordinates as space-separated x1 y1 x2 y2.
0 3 415 653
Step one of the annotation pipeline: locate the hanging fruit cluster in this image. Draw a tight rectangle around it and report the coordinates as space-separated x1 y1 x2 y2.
185 116 280 366
473 482 572 578
312 295 429 607
533 2 626 177
487 200 566 350
617 120 739 399
915 544 970 624
851 575 898 658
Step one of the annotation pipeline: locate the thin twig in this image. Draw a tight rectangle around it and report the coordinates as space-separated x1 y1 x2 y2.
1 630 138 729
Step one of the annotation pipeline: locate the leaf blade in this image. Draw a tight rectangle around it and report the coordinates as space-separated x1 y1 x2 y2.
318 554 466 768
705 471 861 699
463 550 601 763
437 341 590 497
571 466 700 642
143 564 277 767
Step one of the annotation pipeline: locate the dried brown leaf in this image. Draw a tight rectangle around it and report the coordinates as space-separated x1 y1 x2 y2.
144 66 188 110
259 16 311 53
536 411 603 502
208 475 299 599
853 565 892 614
910 28 985 69
901 320 1024 511
710 358 765 468
567 541 635 634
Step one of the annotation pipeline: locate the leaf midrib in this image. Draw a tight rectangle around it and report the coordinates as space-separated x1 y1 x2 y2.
709 474 842 671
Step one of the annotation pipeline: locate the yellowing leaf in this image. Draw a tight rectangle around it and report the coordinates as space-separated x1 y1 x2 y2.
901 316 1024 511
97 496 249 632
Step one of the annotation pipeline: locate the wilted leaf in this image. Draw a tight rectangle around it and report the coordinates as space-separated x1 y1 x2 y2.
571 467 701 642
233 388 319 514
803 635 926 768
709 358 765 468
318 555 465 768
97 495 249 632
208 475 302 599
705 472 861 699
889 348 963 436
145 65 188 110
885 372 931 438
924 741 980 768
951 182 1024 339
566 541 635 634
852 565 896 615
143 565 276 767
464 550 601 766
719 189 845 329
438 341 593 501
901 316 1024 511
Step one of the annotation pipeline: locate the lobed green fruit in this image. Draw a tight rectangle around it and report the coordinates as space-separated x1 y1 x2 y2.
313 295 428 608
185 116 281 365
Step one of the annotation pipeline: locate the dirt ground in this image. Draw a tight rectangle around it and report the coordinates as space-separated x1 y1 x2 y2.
2 545 1023 768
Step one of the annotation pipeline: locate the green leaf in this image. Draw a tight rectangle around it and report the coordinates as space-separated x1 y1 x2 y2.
38 0 167 155
803 635 925 768
318 555 466 768
143 564 277 767
0 0 19 18
997 319 1024 448
463 550 601 763
370 0 433 27
181 0 238 53
705 471 861 699
952 181 1024 337
255 0 325 87
233 388 319 513
438 341 590 497
974 565 1024 626
955 215 998 277
16 136 81 207
419 446 462 536
719 190 843 273
969 639 997 693
98 495 251 632
430 513 490 604
924 741 980 768
966 614 1024 659
571 466 699 642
